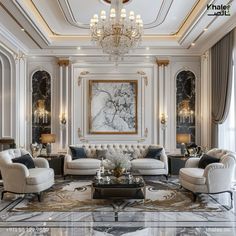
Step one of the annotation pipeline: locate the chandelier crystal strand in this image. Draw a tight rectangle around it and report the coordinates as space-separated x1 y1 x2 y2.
90 0 143 61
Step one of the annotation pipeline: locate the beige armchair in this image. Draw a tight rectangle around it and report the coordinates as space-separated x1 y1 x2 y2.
179 148 236 205
0 148 54 201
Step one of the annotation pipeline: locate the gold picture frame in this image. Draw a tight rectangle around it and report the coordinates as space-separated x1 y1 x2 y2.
89 80 138 134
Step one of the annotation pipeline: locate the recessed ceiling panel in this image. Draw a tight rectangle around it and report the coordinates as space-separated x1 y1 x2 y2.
30 0 199 35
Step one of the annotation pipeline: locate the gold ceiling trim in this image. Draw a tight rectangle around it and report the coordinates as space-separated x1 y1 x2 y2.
0 2 42 49
10 0 212 47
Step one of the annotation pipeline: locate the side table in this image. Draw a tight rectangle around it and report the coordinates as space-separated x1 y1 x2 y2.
38 154 65 176
168 154 188 176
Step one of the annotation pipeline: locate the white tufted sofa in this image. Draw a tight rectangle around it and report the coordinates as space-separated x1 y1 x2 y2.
0 148 54 201
64 144 168 177
179 148 236 202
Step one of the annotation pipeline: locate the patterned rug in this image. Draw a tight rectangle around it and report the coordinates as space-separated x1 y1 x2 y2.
10 178 226 212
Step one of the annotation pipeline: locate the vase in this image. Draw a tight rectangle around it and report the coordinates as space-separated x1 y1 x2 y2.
113 167 124 178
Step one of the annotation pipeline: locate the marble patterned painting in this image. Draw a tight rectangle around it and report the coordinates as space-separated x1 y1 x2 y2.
89 80 137 134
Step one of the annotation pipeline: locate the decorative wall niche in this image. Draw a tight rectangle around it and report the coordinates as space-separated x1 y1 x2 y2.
176 70 196 147
32 70 51 143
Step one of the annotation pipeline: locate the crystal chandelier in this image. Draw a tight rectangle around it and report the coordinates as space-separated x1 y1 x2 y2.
34 99 49 124
178 100 194 123
90 0 143 61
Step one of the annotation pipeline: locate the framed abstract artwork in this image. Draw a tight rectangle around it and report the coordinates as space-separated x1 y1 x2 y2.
89 80 138 134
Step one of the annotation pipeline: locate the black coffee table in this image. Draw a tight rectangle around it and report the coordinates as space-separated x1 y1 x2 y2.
91 175 146 200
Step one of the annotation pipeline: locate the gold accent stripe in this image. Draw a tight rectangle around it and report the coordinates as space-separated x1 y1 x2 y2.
0 2 42 49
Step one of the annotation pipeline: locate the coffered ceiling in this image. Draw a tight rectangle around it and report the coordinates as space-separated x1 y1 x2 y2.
0 0 235 56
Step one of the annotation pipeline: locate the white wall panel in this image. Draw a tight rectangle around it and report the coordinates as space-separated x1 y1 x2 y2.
0 49 14 139
27 57 59 151
71 63 156 145
25 56 201 152
169 57 201 153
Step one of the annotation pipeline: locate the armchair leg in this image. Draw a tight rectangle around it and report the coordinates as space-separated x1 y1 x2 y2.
226 190 233 209
1 190 7 200
164 175 168 181
37 192 42 202
193 193 199 202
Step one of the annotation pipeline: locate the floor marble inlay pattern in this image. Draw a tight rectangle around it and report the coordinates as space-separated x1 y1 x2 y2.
0 177 235 235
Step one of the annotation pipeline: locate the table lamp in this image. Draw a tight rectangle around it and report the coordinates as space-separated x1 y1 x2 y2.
41 134 56 155
176 133 191 155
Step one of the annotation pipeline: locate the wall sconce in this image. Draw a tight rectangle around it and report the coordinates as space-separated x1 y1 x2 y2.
34 99 49 124
60 113 67 125
160 113 168 129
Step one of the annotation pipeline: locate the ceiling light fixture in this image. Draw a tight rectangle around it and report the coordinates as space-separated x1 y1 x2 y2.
90 0 143 61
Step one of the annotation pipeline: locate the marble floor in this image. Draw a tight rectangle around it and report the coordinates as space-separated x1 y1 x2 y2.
0 177 236 236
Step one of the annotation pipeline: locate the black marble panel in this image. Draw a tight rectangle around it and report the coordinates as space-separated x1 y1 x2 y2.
176 71 196 148
32 70 51 143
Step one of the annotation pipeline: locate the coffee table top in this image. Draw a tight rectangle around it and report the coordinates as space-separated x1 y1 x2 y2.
92 175 145 188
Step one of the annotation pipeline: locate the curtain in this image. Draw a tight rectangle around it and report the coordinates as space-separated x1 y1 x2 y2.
219 66 235 152
211 30 234 148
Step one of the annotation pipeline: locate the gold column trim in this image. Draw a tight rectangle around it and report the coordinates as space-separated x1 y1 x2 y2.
58 59 70 67
137 71 148 86
78 71 89 86
156 60 169 67
78 128 88 142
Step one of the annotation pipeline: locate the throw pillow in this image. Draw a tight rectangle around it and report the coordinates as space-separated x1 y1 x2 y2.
12 154 35 169
69 146 87 160
198 154 220 169
96 149 108 160
123 150 134 160
144 147 163 160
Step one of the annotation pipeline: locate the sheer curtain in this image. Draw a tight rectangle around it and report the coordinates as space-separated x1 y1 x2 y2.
218 65 235 151
219 37 236 151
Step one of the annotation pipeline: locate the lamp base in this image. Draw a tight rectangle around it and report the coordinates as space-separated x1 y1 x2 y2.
180 144 186 155
46 144 52 155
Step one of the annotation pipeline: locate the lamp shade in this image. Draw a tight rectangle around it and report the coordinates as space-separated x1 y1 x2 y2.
41 134 56 144
176 133 190 144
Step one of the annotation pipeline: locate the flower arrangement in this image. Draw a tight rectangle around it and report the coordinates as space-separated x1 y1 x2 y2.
103 149 132 172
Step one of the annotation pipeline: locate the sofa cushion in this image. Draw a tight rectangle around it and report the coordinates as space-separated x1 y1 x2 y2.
12 154 35 169
144 147 163 160
96 149 108 160
198 154 220 169
131 158 164 169
67 158 101 169
69 146 87 160
179 168 206 185
26 168 54 185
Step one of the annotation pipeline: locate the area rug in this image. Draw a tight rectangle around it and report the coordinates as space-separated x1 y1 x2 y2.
10 179 225 212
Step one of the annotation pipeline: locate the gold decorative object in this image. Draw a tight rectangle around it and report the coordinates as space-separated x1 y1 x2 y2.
113 167 124 178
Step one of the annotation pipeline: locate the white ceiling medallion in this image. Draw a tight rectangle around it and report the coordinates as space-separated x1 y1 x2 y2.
90 0 143 61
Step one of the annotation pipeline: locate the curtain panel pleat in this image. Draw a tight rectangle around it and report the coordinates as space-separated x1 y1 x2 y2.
211 30 234 148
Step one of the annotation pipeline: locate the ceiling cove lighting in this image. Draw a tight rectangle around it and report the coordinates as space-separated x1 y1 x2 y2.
90 0 143 61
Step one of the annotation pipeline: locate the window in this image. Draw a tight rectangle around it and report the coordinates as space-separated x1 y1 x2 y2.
219 53 236 151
